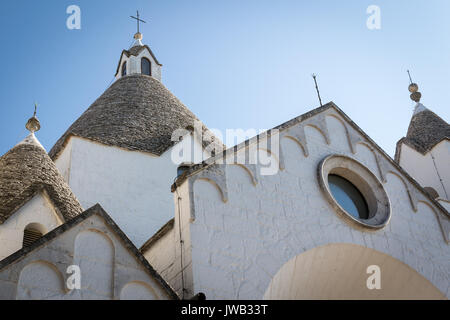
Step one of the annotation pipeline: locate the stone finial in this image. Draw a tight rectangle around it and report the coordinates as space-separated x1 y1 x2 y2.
407 70 421 103
409 83 422 103
25 103 40 133
130 10 146 47
132 32 144 47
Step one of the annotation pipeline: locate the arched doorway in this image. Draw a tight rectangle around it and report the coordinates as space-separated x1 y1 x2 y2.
263 243 445 300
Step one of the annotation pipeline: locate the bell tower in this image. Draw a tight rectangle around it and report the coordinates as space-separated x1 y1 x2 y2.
115 11 162 81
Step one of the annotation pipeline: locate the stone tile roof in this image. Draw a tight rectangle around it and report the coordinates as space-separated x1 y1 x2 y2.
49 74 222 160
127 45 161 64
0 138 83 224
395 106 449 161
0 204 179 300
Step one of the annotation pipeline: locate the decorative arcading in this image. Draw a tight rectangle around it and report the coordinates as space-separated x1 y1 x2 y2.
177 104 449 242
188 164 228 221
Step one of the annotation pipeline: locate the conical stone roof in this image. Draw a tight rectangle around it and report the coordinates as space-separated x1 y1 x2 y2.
0 134 83 224
49 74 221 160
404 104 449 154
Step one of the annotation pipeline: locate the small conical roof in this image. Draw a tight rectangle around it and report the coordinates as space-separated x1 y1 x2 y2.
0 134 83 224
404 104 450 154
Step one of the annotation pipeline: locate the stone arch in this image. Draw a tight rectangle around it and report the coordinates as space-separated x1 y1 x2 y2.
385 171 417 211
256 147 284 171
415 201 445 236
356 141 375 152
304 124 329 145
22 222 47 248
193 178 228 203
73 229 115 299
24 222 47 235
355 142 380 178
386 171 408 190
233 164 258 186
17 260 65 300
263 243 445 300
120 281 160 300
325 114 352 152
282 135 308 157
418 199 438 215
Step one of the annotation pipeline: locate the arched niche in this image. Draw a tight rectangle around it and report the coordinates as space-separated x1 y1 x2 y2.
73 229 115 299
325 114 351 153
17 261 65 300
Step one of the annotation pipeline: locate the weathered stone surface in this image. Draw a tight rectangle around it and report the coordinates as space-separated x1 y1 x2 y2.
0 205 179 300
172 104 450 300
49 74 222 160
395 105 450 160
0 143 82 224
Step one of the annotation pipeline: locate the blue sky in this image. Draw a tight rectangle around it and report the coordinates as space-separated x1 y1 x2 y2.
0 0 449 157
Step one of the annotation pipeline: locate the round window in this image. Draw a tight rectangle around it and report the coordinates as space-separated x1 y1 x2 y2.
318 155 391 229
328 174 369 220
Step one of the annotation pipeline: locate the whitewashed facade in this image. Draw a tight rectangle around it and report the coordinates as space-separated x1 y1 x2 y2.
163 104 450 299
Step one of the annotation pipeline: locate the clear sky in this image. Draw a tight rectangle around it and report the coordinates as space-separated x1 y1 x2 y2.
0 0 449 157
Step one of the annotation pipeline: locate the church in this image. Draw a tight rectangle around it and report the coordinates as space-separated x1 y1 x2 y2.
0 24 449 300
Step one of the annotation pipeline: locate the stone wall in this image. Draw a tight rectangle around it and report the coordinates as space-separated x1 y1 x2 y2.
116 47 162 82
55 135 209 248
175 106 450 299
0 212 172 300
399 140 450 200
0 191 63 260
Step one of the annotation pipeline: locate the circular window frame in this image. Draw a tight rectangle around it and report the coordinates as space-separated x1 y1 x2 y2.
318 154 391 229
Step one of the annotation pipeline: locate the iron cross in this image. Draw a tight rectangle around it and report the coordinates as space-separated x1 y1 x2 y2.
130 10 146 33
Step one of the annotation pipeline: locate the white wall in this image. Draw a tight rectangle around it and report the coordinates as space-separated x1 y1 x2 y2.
0 191 63 260
399 140 450 200
175 109 450 299
54 135 209 248
116 47 162 82
55 138 72 183
142 227 178 293
0 213 172 300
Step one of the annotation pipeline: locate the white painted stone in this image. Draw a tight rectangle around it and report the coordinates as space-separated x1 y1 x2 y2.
0 212 172 300
116 46 162 82
0 191 63 260
172 109 450 300
398 140 449 201
54 136 208 248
